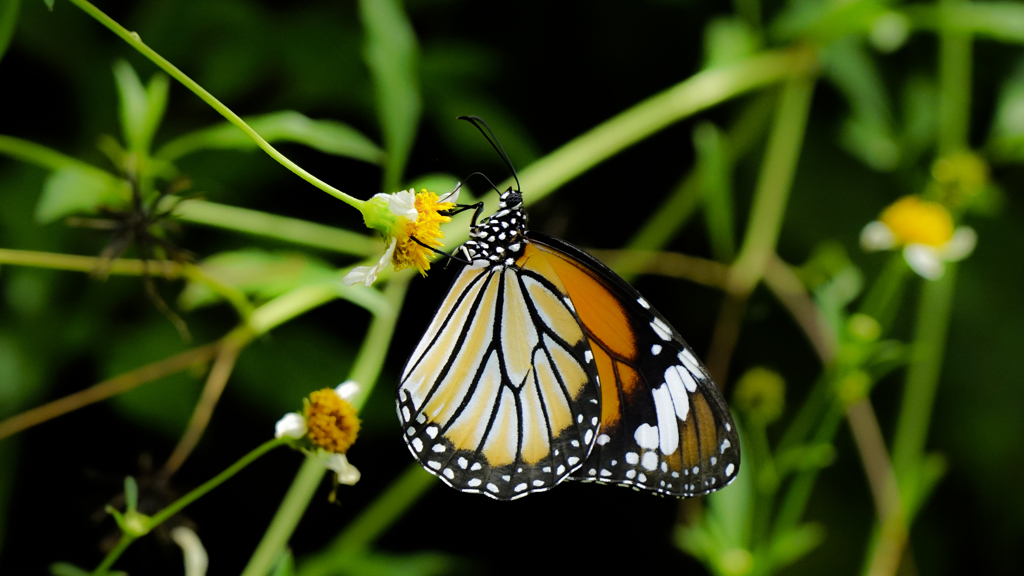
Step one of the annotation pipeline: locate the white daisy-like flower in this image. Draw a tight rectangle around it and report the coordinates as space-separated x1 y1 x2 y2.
274 412 308 439
343 187 460 286
860 196 977 280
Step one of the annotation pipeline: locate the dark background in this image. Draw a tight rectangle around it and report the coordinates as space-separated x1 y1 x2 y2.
1 0 1023 574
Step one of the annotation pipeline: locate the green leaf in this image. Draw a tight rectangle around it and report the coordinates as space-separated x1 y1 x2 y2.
359 0 422 191
0 0 20 64
155 111 384 164
42 0 52 11
693 122 736 262
34 165 131 223
112 60 168 154
297 548 469 576
178 250 338 311
987 59 1024 160
823 38 899 171
766 523 825 571
124 476 139 513
703 17 761 70
271 550 297 576
49 563 91 576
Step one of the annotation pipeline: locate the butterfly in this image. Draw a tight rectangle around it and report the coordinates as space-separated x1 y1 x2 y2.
397 117 740 500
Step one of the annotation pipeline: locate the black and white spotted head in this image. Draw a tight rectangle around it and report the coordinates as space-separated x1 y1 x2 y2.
459 188 528 268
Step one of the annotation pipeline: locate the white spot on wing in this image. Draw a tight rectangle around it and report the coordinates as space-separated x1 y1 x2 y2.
634 423 659 450
725 463 735 476
720 439 732 453
432 444 446 453
651 344 662 355
625 452 639 465
641 452 658 471
651 385 679 455
663 366 692 421
468 478 482 487
650 319 671 341
638 298 650 309
412 438 424 452
596 434 611 446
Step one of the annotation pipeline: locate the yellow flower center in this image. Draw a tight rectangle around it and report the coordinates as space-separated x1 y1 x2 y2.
391 190 456 275
879 196 954 247
304 389 360 454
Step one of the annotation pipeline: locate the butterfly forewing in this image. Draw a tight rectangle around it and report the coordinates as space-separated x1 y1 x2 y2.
398 263 601 500
525 233 741 497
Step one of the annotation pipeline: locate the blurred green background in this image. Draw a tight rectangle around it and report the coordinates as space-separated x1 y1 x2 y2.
1 0 1023 574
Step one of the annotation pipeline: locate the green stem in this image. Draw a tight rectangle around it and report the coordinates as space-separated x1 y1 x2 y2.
0 248 180 277
858 254 911 332
613 94 775 283
92 534 133 575
168 199 377 257
729 74 816 294
891 265 957 509
520 49 816 205
239 457 328 576
297 463 437 576
65 0 365 210
240 277 411 576
0 134 105 172
149 438 285 527
938 0 972 154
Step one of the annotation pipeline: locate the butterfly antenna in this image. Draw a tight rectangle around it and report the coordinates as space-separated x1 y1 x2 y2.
462 171 501 195
457 116 520 192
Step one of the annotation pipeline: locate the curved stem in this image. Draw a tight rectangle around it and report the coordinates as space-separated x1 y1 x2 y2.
64 0 365 210
240 275 411 576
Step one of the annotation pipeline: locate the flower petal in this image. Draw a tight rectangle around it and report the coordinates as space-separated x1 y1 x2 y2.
388 190 418 221
941 226 977 261
325 453 361 485
170 527 209 576
334 380 360 401
442 183 461 205
861 221 897 251
275 412 308 439
904 244 945 280
342 238 397 286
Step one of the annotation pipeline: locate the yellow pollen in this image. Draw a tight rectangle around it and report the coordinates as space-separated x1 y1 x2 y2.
392 190 456 276
304 389 360 454
879 196 954 247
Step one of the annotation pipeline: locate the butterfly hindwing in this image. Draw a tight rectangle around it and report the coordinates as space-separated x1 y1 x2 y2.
524 233 741 497
398 263 601 500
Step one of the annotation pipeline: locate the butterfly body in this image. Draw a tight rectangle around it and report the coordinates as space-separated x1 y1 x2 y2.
399 188 740 500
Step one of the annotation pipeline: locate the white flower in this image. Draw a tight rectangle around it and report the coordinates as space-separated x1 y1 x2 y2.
334 380 361 401
274 412 308 439
860 196 977 280
170 526 209 576
342 237 397 286
324 452 361 485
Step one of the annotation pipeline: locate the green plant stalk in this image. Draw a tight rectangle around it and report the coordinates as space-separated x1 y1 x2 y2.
858 254 911 332
91 534 132 576
149 439 285 526
168 198 377 257
938 0 972 155
729 74 816 294
240 276 411 576
891 265 957 510
65 0 364 210
513 48 817 214
614 94 775 283
239 457 327 576
0 248 180 277
297 463 438 576
771 401 844 539
92 438 284 575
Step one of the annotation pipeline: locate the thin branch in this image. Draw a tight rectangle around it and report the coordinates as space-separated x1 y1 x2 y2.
762 254 838 364
160 334 248 478
0 248 181 278
0 342 220 440
587 249 729 289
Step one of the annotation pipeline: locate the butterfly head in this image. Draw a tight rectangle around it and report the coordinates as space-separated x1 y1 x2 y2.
460 188 528 268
